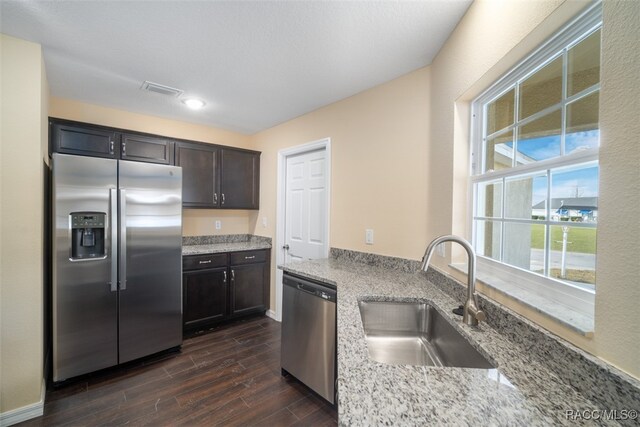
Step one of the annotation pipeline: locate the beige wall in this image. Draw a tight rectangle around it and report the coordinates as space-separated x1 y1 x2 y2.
594 0 640 377
183 209 250 236
49 98 254 237
0 34 48 413
249 67 430 309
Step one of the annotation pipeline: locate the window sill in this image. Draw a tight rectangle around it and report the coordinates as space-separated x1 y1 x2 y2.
450 262 594 337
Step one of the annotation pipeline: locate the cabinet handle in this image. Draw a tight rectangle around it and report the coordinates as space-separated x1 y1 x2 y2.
198 260 212 264
231 269 235 282
221 193 225 205
244 256 255 260
122 141 126 156
223 270 227 283
109 140 114 155
213 193 218 204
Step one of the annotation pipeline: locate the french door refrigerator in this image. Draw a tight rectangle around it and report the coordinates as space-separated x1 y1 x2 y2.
52 153 183 382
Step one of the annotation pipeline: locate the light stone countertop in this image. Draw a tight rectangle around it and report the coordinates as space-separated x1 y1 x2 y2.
279 258 627 426
182 241 271 256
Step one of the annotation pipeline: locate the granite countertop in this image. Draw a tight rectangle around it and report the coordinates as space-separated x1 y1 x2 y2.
182 234 272 256
279 258 634 426
182 241 271 256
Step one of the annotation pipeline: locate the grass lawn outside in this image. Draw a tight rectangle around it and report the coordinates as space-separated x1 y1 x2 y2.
530 223 596 254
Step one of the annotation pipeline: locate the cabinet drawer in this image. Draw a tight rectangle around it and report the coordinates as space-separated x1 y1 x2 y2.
229 250 267 265
183 253 227 270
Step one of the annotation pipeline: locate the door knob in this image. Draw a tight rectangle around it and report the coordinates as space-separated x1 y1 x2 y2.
283 244 290 250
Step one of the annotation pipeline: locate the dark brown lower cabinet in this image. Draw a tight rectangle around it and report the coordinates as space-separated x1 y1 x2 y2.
182 249 270 332
230 263 267 316
183 268 227 329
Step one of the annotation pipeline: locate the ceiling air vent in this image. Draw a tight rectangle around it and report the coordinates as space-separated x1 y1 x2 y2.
140 81 184 97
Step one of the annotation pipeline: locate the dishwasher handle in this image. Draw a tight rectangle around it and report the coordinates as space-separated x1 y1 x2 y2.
283 274 336 302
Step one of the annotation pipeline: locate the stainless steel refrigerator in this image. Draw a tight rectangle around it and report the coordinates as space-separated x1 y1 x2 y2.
52 153 183 382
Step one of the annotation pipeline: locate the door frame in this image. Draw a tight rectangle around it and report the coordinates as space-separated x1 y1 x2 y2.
273 137 331 322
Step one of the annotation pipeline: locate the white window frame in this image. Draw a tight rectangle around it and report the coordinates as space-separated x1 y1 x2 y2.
469 2 602 317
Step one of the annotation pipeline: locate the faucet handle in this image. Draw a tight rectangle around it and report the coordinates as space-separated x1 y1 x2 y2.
464 303 486 326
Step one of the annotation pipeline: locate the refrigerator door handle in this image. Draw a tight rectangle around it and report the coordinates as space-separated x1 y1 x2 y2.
109 188 118 292
119 188 127 291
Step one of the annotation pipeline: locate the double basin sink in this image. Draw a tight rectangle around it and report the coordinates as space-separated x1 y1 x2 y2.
358 299 495 369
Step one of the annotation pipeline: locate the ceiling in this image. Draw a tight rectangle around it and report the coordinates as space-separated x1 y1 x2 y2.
1 0 472 134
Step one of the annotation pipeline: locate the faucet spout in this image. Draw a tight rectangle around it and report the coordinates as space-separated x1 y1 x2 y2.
421 235 485 326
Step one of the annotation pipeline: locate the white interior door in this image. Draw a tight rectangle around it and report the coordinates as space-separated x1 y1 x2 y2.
284 149 328 262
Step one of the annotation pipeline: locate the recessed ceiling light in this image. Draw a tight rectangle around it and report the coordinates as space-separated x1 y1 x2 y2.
182 98 206 110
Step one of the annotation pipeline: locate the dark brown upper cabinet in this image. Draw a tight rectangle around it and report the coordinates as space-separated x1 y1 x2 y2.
50 118 261 210
51 121 118 159
121 133 174 165
176 141 260 210
220 148 260 209
175 141 219 208
50 118 173 166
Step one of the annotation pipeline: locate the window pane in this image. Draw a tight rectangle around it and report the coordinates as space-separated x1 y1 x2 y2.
548 225 596 287
485 130 513 172
475 220 501 261
519 56 563 120
568 29 600 97
517 109 562 163
504 222 542 273
505 174 547 220
476 181 503 218
486 89 515 135
566 91 599 154
550 164 599 223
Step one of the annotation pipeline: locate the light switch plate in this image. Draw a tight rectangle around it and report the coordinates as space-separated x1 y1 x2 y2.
365 229 374 245
262 216 268 228
437 243 445 257
215 220 222 230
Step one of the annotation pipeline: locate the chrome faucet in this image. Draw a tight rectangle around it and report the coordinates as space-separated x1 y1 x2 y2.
421 235 486 326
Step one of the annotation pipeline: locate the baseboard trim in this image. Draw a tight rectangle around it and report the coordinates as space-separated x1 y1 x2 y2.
0 379 45 426
265 309 278 321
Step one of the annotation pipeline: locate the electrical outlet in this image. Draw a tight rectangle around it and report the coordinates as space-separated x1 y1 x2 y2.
262 216 268 228
215 220 222 230
437 243 445 257
365 229 374 245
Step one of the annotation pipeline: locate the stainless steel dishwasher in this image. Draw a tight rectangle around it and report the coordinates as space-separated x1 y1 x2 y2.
281 273 336 404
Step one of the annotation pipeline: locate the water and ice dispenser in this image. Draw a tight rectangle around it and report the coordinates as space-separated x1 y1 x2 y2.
70 212 106 259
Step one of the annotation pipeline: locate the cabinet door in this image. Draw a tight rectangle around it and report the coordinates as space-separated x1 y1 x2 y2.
220 149 260 209
230 263 266 316
175 142 219 207
51 122 118 159
183 268 228 328
121 133 174 165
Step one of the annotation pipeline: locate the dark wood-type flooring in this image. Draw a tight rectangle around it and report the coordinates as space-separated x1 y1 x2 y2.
19 316 337 426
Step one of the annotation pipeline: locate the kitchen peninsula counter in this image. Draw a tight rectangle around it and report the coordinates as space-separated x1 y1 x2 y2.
280 256 640 426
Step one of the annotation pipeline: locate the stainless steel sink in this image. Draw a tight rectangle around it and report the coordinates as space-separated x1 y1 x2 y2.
358 300 495 369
